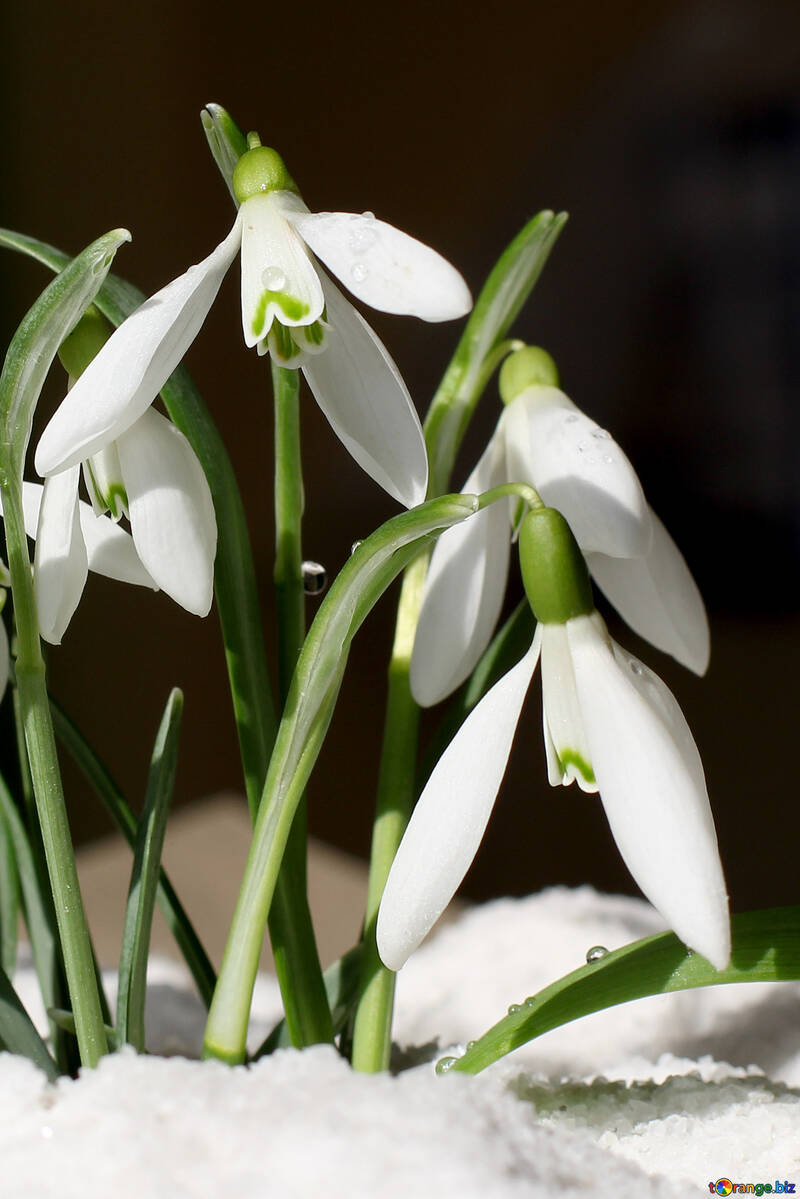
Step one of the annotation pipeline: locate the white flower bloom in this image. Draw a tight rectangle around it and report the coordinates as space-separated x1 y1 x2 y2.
0 481 158 645
378 611 730 973
35 145 472 509
410 382 709 706
32 404 216 641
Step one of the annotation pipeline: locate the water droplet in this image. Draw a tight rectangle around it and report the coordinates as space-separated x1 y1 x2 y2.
602 455 614 464
361 210 376 221
262 267 287 291
351 263 368 283
466 1040 476 1051
508 1003 522 1015
564 414 579 423
302 561 327 596
350 540 363 555
629 661 643 676
524 996 537 1007
591 428 612 440
586 945 609 963
435 1055 458 1075
577 441 588 453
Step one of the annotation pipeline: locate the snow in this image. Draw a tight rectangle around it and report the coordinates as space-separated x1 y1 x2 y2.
4 887 800 1197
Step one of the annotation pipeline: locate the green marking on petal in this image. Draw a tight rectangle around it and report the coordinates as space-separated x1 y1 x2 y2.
268 322 300 364
251 291 311 337
557 749 595 785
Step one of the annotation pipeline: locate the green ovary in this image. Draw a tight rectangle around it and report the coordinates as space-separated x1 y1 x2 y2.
251 290 311 337
557 749 595 786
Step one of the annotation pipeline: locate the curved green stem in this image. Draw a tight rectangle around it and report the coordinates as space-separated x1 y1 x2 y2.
267 364 332 1046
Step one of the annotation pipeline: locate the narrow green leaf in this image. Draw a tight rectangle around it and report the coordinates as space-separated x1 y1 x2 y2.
0 804 20 978
420 599 536 786
0 228 129 478
253 943 363 1058
0 966 60 1079
201 103 248 200
451 907 800 1075
0 226 277 838
424 210 567 494
117 689 184 1051
49 697 216 1007
48 1007 118 1048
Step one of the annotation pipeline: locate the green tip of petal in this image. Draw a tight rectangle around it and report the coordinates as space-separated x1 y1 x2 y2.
519 508 594 624
557 749 596 786
58 305 113 378
499 345 560 403
233 146 298 203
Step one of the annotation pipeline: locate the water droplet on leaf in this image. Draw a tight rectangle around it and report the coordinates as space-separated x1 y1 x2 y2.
350 540 363 555
586 945 609 963
435 1055 458 1075
508 1003 522 1015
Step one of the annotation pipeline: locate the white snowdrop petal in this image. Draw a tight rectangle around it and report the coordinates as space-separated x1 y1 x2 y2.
20 482 155 589
34 467 88 645
289 210 472 322
540 623 597 792
115 409 217 616
35 219 243 477
240 193 324 347
503 387 651 558
410 429 510 706
302 273 428 508
586 506 710 675
377 633 541 971
567 614 730 969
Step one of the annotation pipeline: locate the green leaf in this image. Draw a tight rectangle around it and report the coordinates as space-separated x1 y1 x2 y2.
48 697 216 1007
420 599 536 786
0 228 129 479
0 225 277 827
450 907 800 1075
253 943 363 1058
0 803 20 978
48 1007 118 1049
0 966 60 1079
116 689 183 1051
201 103 248 201
424 210 567 494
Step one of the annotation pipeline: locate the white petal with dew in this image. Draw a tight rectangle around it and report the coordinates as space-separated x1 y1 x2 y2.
503 387 652 558
586 505 709 675
20 482 155 589
302 273 428 508
377 632 541 971
35 218 242 476
410 429 510 706
240 193 324 347
116 409 217 616
567 613 730 969
33 468 88 645
540 622 597 792
289 210 472 322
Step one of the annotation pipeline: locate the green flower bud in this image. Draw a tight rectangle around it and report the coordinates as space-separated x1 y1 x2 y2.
58 306 112 379
499 345 560 404
232 146 298 203
518 507 594 624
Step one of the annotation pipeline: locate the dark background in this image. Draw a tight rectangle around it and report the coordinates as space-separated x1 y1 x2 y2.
2 0 799 914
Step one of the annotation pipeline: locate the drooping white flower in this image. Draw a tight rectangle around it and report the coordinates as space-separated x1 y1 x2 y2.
411 350 708 706
0 481 158 645
35 145 472 509
378 508 729 973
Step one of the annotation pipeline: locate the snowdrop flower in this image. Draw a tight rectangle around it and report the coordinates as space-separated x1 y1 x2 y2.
378 507 729 972
35 143 472 509
410 346 709 706
0 481 158 645
30 309 217 642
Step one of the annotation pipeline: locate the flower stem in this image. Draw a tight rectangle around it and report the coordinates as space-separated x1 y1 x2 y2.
267 364 332 1047
350 552 427 1071
1 482 107 1068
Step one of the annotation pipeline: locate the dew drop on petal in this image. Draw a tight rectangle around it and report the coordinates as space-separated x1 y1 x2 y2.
361 210 375 221
351 263 368 283
586 945 609 963
435 1056 458 1075
302 561 328 596
262 267 287 291
602 455 614 464
591 428 612 440
629 661 643 676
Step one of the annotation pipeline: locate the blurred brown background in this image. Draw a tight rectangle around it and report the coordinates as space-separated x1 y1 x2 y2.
2 0 799 922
